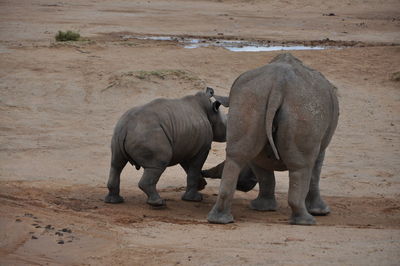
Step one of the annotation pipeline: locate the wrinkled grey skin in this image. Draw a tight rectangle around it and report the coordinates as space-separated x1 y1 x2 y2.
105 87 228 207
201 162 257 192
208 53 339 225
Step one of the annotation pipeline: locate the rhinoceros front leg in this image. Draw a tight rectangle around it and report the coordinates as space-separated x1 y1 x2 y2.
181 149 209 202
249 164 277 211
306 150 330 215
138 167 166 207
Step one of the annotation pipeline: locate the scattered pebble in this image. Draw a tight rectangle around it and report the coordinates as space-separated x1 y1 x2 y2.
32 236 38 240
55 232 63 236
390 71 400 82
45 225 54 230
61 228 72 233
57 240 65 244
15 219 22 222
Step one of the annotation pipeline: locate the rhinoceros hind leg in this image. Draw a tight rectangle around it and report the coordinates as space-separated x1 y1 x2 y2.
207 158 244 224
139 167 166 207
287 167 316 225
306 150 330 216
105 159 127 204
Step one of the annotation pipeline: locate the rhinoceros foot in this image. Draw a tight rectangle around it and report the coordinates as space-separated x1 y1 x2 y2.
147 197 166 207
207 207 234 224
289 213 316 225
104 194 124 204
307 201 331 216
182 191 203 202
250 197 278 211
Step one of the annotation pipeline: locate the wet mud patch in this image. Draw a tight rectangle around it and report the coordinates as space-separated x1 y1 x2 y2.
1 181 399 229
97 32 396 51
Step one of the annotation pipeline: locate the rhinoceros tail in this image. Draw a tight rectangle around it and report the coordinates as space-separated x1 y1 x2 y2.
115 127 141 170
265 87 282 160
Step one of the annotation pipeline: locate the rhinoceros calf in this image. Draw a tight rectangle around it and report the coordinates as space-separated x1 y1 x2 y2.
105 87 228 207
208 53 339 225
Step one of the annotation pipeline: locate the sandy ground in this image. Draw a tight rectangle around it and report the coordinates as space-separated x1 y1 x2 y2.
1 0 400 265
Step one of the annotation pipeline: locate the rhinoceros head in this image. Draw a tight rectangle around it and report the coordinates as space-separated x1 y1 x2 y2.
205 87 229 142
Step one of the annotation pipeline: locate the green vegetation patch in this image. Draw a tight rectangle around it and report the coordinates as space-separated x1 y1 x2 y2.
55 30 81 42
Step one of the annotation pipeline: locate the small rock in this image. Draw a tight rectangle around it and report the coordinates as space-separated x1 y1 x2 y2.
61 228 72 233
45 225 54 230
285 237 305 242
390 71 400 82
15 219 22 222
32 236 38 240
57 240 64 244
55 232 63 236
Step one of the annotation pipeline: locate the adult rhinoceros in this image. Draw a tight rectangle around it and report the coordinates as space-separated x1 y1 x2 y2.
207 53 339 225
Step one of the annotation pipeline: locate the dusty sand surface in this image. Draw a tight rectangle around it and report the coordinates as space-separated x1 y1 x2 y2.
1 0 400 265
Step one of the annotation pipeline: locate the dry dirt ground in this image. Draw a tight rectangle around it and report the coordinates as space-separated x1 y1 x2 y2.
1 0 400 265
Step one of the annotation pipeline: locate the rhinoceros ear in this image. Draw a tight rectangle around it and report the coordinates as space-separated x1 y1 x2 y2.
214 95 229 107
206 87 214 97
212 101 221 112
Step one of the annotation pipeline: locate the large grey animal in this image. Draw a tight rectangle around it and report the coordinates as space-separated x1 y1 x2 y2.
207 53 339 225
105 87 228 206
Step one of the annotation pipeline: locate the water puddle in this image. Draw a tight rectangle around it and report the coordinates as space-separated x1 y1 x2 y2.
122 35 330 52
